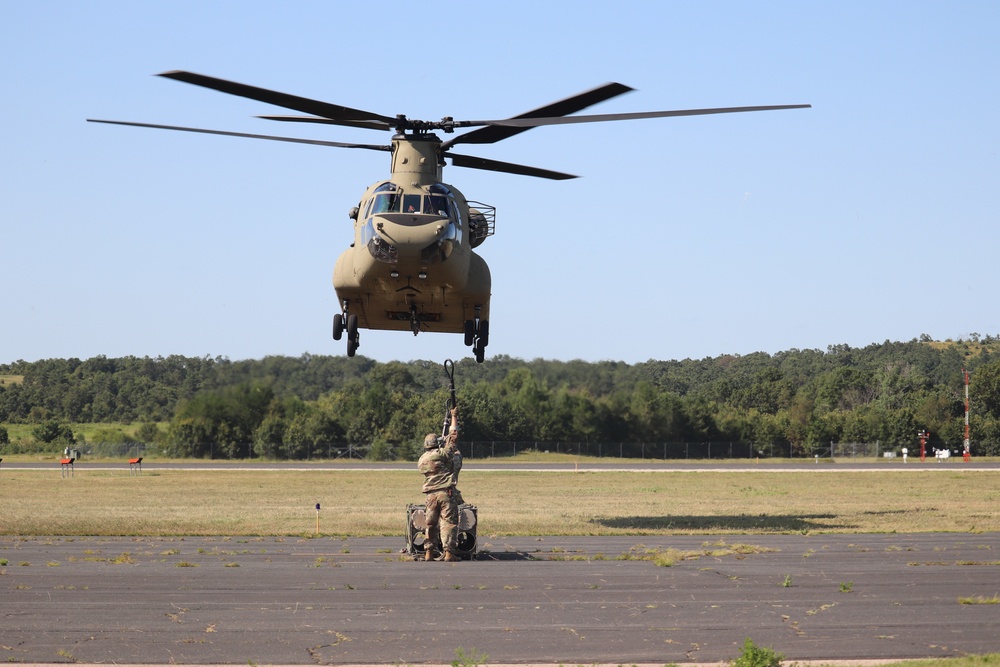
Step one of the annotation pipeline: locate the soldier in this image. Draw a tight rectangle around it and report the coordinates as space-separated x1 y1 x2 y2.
417 406 460 562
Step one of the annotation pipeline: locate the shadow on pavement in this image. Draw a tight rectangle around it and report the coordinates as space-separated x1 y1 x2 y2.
591 513 848 531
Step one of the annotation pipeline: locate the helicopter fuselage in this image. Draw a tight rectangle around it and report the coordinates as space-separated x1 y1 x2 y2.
89 70 808 362
333 134 493 336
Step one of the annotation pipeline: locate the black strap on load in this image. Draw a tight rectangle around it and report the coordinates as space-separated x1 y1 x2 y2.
441 359 456 437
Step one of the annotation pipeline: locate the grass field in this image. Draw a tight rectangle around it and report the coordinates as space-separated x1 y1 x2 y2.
0 420 162 443
1 466 997 537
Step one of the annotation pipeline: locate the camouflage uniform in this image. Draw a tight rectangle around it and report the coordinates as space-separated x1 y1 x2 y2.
450 444 465 505
417 427 459 560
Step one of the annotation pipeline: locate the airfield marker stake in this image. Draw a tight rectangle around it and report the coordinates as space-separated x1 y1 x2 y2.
315 503 321 536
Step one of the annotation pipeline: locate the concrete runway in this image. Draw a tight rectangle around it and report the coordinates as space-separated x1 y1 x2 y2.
2 532 999 666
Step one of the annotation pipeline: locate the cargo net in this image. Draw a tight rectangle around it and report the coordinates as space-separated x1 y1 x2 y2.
406 503 478 560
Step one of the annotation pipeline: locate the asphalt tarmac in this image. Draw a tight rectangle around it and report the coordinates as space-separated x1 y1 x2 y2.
2 532 999 666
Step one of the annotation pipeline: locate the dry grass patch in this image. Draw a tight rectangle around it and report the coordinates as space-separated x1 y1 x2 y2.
849 655 1000 667
0 469 998 536
958 595 999 605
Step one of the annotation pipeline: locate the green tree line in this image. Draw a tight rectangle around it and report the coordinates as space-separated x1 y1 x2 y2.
3 336 1000 458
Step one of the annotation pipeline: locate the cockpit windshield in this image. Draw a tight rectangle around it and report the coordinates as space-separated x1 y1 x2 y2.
424 194 450 216
365 183 458 220
371 192 401 214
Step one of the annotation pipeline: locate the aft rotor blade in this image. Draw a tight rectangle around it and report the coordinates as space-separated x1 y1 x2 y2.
158 70 396 128
87 119 391 151
442 82 633 150
447 152 577 180
257 114 393 132
477 104 812 129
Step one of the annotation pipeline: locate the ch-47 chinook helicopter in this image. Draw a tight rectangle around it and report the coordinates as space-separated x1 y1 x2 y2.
90 71 809 362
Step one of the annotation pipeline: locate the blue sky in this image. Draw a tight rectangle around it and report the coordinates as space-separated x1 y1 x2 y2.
2 1 997 365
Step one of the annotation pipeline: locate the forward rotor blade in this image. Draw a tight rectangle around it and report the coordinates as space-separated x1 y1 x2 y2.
87 119 391 151
158 70 396 128
257 114 393 131
442 82 634 150
447 152 576 180
476 104 812 129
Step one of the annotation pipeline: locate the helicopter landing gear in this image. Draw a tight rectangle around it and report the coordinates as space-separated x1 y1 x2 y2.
332 313 344 340
334 302 360 357
346 314 359 357
464 308 489 363
463 319 475 347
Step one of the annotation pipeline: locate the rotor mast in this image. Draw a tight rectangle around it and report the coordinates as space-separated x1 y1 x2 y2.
390 133 445 184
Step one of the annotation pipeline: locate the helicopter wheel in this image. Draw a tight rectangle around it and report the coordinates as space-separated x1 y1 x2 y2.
477 320 489 347
345 314 360 357
463 320 475 347
332 313 344 341
474 343 485 364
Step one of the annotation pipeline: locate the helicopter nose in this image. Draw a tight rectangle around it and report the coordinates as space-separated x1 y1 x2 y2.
370 213 449 249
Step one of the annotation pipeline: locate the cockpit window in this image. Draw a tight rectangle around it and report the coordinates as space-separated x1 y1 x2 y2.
371 192 401 214
403 194 422 213
424 195 450 217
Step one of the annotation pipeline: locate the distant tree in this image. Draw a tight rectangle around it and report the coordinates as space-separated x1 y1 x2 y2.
136 421 162 444
282 408 344 459
367 436 395 461
168 417 215 458
972 360 1000 420
166 383 274 458
89 426 136 445
253 415 287 459
32 420 75 445
0 425 8 445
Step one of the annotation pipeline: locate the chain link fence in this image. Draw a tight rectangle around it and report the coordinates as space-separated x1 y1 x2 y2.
462 441 760 459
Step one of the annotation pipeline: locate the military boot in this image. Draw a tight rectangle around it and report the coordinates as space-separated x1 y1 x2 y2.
443 551 459 562
424 548 434 561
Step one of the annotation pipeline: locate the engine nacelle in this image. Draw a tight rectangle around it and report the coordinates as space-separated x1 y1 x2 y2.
466 203 495 249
